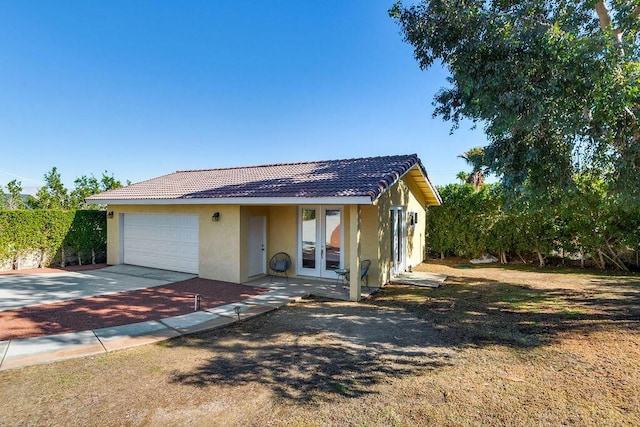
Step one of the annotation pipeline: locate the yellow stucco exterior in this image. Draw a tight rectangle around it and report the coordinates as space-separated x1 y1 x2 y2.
105 165 433 298
106 204 242 283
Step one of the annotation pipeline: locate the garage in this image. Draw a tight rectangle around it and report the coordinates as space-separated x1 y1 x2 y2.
123 214 199 274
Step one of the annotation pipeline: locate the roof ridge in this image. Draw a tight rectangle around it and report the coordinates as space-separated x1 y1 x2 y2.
85 153 444 206
174 153 417 174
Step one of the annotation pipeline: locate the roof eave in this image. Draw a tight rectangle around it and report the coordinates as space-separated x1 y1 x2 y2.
415 164 443 206
370 163 442 206
86 196 375 206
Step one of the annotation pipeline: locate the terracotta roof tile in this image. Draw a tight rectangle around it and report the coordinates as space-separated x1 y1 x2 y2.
87 154 433 202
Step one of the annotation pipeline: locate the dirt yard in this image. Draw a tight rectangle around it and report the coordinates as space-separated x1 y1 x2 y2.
1 262 639 426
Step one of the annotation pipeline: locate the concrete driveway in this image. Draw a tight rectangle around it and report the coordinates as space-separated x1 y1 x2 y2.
0 265 196 311
0 265 310 371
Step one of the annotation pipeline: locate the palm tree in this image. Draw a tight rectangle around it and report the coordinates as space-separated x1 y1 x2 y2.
456 171 469 184
458 147 486 192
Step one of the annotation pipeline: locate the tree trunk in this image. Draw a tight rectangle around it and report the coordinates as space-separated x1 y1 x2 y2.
598 250 606 270
590 251 603 269
466 170 484 193
440 252 444 260
91 248 96 265
601 251 626 271
603 243 629 271
77 252 82 266
536 251 545 267
60 247 65 268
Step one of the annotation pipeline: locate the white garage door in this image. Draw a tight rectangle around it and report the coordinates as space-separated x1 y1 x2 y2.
123 214 199 274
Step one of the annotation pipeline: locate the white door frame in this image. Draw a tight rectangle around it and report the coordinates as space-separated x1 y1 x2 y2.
118 213 125 264
390 207 406 277
297 206 343 278
248 216 266 277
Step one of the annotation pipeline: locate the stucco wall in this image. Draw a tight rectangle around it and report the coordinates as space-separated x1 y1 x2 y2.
266 205 298 277
369 175 427 285
106 204 242 283
358 204 381 286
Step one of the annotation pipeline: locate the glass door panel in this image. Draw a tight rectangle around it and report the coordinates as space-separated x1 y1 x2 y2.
324 209 341 272
301 208 317 269
390 207 405 276
396 209 403 264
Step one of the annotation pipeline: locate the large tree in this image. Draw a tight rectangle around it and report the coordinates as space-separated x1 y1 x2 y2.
70 171 125 209
391 1 640 202
1 180 26 210
34 167 69 209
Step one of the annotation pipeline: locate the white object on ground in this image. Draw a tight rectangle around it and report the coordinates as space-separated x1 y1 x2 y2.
470 254 498 264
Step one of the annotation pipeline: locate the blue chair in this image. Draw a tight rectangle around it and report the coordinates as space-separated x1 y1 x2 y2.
269 252 291 282
345 259 372 290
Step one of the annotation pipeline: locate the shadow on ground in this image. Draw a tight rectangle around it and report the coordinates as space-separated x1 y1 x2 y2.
164 300 453 402
165 269 640 403
371 274 640 348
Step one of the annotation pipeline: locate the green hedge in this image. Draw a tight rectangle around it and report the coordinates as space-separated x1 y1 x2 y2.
427 183 640 270
0 210 106 268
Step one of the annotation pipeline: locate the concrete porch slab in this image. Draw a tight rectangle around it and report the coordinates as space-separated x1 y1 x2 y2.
264 288 310 298
244 276 376 301
94 320 182 352
1 331 105 370
242 290 309 307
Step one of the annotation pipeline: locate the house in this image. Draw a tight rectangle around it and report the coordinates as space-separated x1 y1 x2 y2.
86 154 442 301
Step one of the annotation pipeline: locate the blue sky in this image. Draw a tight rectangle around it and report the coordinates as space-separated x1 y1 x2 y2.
0 1 487 192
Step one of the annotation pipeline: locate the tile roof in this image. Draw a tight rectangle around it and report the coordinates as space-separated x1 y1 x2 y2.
87 154 439 203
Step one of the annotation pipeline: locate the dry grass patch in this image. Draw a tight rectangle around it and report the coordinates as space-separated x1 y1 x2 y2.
0 263 639 426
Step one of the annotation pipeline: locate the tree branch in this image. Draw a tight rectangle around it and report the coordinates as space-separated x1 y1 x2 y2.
594 1 623 45
594 1 612 30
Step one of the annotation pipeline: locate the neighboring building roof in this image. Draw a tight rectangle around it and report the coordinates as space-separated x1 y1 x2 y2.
86 154 442 206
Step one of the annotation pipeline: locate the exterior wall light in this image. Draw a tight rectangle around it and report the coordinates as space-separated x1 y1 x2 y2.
212 212 220 222
107 211 114 219
409 211 418 226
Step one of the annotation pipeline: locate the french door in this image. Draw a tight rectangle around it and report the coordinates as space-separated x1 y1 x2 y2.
298 206 343 278
390 207 406 276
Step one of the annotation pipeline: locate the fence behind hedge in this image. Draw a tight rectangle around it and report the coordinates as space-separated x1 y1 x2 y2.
0 210 106 270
